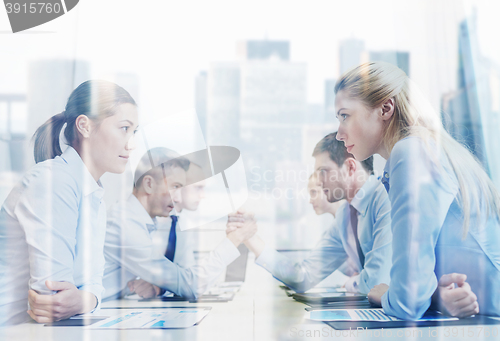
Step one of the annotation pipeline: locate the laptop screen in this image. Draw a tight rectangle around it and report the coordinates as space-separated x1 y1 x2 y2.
225 244 249 282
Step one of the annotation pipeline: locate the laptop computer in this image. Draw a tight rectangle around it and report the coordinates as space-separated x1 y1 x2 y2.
159 244 249 302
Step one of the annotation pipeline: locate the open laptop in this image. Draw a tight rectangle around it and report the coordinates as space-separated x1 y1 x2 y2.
224 243 249 283
192 244 249 302
158 244 249 302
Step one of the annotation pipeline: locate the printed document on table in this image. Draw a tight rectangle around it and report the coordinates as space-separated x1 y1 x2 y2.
87 308 211 329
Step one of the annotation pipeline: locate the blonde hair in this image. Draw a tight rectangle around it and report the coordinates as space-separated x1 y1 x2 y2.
335 61 500 237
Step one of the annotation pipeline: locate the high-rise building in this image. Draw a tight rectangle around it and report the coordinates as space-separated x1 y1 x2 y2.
441 13 500 186
239 56 307 180
237 40 290 61
239 61 306 125
305 103 325 125
205 40 307 185
324 78 337 120
27 59 90 167
339 38 365 75
369 51 410 76
28 60 90 141
0 93 26 173
206 62 241 147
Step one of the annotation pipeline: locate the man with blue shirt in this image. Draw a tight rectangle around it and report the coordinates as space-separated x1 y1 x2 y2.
306 172 357 284
228 132 392 294
102 148 256 300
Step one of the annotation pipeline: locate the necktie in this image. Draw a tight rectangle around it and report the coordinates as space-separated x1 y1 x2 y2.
165 215 178 262
382 171 390 192
350 205 365 268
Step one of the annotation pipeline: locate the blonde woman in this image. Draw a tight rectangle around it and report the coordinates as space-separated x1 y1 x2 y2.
0 80 138 325
333 62 500 319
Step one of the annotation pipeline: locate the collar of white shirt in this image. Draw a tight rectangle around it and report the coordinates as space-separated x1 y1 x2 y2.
60 146 104 199
127 194 157 233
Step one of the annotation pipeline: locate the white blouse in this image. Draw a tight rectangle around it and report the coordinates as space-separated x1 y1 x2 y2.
0 147 106 325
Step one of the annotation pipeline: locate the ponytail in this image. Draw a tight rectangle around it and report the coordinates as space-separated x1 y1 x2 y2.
33 112 67 163
31 80 137 164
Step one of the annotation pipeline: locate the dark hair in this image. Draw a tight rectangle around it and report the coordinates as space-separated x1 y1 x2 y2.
312 132 373 173
134 147 190 189
32 80 137 163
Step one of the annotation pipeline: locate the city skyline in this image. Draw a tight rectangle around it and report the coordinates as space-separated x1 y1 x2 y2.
1 0 494 114
441 11 500 188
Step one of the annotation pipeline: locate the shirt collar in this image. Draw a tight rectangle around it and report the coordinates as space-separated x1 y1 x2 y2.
350 174 378 217
60 146 104 198
127 194 157 232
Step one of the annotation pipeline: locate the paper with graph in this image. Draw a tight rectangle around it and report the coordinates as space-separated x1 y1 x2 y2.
88 308 211 329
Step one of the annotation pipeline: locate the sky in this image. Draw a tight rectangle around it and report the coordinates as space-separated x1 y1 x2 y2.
1 0 500 126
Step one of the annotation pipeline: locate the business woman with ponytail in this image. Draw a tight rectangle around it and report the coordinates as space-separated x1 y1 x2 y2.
0 80 138 325
333 62 500 320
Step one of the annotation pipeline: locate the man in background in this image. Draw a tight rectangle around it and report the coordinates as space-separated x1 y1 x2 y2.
103 148 256 300
228 132 393 294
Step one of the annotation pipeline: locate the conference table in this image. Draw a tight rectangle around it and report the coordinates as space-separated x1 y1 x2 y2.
2 255 498 340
